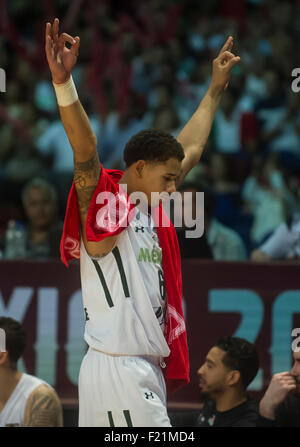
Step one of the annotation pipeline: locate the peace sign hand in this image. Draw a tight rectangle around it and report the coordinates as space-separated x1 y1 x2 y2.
210 36 240 94
45 18 80 84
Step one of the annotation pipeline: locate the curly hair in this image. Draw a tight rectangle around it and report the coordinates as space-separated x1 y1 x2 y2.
0 317 26 370
123 129 185 168
214 336 259 389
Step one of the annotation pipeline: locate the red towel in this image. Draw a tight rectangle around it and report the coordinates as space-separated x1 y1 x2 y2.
61 164 190 395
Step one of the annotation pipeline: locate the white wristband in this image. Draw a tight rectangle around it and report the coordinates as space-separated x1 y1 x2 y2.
53 75 78 107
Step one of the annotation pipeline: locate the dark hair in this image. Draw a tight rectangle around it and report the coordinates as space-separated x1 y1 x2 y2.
0 317 26 369
214 336 259 389
123 129 184 168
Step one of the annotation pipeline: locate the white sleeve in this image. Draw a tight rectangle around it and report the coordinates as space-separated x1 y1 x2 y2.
259 223 293 259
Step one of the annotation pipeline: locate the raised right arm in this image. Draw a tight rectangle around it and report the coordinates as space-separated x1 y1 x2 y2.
45 18 118 256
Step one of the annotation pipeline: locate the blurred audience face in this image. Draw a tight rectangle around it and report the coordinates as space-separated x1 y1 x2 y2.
152 107 179 132
210 153 234 183
197 346 234 398
291 351 300 397
210 153 226 181
23 187 56 230
152 85 172 108
264 71 280 97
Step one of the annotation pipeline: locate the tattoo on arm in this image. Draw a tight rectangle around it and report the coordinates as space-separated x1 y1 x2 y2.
74 152 101 215
24 385 63 427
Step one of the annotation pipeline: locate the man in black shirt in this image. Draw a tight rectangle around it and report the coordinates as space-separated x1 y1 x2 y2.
170 336 259 427
258 350 300 426
195 336 259 427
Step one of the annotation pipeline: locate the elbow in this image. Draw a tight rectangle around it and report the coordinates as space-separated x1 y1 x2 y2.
88 132 98 151
73 132 98 156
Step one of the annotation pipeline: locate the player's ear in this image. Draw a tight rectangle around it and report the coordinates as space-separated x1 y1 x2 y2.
227 370 241 387
0 351 9 366
135 160 146 178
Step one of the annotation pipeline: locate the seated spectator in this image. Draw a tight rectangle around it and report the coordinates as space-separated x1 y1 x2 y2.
0 317 63 427
213 88 251 154
267 91 300 160
251 213 300 262
100 103 148 169
170 336 259 427
210 152 240 195
152 105 181 136
19 178 63 259
208 153 252 241
176 180 247 260
242 154 288 246
254 70 286 154
258 348 300 426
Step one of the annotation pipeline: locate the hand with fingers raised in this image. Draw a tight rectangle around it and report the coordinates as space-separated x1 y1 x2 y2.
209 36 241 95
45 18 80 85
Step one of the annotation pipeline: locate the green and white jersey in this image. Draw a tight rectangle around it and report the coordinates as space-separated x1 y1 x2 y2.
79 208 170 358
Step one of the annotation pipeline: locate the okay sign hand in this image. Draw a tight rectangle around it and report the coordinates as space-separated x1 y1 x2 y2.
45 18 80 84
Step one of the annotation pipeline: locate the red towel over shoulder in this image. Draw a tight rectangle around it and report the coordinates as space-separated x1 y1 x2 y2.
61 164 190 395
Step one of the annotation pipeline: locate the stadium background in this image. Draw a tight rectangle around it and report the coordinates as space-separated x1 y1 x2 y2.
1 0 300 426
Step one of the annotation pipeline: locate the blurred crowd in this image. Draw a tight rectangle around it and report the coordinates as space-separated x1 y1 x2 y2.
1 0 300 260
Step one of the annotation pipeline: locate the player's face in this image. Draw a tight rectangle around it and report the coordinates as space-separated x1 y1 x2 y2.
197 347 233 398
138 158 182 208
291 351 300 397
24 188 56 229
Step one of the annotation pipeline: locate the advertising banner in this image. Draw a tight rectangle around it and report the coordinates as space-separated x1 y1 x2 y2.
0 259 300 404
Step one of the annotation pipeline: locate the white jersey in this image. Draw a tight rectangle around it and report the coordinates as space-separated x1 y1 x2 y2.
80 207 170 359
0 373 49 427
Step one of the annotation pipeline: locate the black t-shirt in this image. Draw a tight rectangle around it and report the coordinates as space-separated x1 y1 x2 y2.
257 394 300 427
195 398 259 427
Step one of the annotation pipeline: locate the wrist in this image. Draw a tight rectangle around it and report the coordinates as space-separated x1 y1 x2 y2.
259 398 277 420
207 83 224 101
52 73 71 85
52 74 78 107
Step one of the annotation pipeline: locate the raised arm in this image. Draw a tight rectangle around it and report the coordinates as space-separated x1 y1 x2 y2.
176 37 240 185
45 18 98 163
45 18 117 256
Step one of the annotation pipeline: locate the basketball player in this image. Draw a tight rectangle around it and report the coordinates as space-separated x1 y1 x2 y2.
0 317 63 427
45 18 240 427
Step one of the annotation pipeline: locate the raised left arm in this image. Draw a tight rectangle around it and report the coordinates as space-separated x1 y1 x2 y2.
176 36 240 186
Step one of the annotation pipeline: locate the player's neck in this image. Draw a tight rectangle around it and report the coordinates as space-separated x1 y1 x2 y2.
0 368 22 409
214 389 247 412
118 170 134 196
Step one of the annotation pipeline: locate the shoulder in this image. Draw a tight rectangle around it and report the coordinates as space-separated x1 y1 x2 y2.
24 383 63 427
230 399 259 427
280 393 300 412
